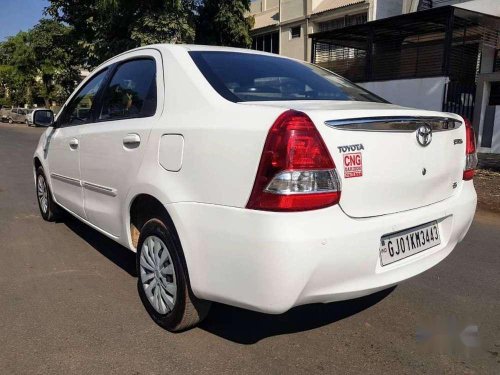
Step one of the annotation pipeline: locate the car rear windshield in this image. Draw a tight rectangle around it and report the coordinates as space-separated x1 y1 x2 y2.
189 51 385 103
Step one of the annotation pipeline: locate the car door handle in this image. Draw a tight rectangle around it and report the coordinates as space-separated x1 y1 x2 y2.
69 138 79 150
123 133 141 148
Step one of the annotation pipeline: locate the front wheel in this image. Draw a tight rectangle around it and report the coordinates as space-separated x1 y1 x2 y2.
8 118 13 124
137 218 211 332
35 167 62 222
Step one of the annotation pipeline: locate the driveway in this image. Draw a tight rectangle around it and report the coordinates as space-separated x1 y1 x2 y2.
0 123 499 374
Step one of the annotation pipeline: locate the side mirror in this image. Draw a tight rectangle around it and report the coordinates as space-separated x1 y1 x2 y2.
33 109 54 127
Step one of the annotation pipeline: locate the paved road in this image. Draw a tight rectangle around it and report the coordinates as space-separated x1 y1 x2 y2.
1 123 499 374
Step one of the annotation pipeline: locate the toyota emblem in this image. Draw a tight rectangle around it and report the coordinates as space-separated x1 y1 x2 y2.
416 124 432 147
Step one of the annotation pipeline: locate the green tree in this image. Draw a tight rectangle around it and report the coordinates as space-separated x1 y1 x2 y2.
196 0 254 48
30 19 81 106
0 65 21 106
0 20 81 107
46 0 198 67
0 32 36 105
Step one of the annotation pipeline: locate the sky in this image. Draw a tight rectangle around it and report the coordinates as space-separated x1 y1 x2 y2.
0 0 49 41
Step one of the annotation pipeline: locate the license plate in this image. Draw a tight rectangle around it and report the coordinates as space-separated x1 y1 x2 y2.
379 221 441 266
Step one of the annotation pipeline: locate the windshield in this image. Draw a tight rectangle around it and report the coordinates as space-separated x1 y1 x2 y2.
189 51 385 103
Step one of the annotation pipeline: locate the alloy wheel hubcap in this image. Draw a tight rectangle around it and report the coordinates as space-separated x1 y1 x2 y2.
140 235 177 315
37 175 48 214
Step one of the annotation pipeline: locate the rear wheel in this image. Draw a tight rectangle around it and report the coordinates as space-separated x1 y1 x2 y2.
36 167 62 222
136 218 211 332
8 118 13 124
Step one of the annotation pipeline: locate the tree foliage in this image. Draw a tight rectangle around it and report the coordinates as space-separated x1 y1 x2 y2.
196 0 253 48
45 0 253 67
0 20 80 107
0 1 254 106
30 19 81 106
0 32 36 105
46 0 199 67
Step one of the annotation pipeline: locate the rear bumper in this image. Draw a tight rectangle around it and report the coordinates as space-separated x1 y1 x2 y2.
169 182 477 314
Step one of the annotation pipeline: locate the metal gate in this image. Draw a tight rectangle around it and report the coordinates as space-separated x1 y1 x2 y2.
442 81 476 121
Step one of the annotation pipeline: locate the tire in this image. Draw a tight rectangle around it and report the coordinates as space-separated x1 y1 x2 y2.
8 118 13 124
35 166 62 222
136 218 211 332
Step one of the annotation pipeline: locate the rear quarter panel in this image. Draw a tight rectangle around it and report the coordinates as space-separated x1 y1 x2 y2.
128 46 284 210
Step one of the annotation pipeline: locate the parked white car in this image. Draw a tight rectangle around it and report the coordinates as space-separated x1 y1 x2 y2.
33 45 477 331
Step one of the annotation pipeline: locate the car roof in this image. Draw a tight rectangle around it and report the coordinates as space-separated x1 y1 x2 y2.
94 44 286 71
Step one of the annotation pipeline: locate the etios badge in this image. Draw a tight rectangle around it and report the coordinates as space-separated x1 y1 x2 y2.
416 124 432 147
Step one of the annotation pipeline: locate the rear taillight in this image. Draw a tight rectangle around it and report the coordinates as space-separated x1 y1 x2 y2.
246 110 341 212
462 117 477 181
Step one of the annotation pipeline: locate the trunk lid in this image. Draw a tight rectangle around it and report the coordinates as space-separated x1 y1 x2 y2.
243 101 466 218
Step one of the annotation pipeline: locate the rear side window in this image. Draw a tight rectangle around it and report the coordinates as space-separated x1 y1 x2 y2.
99 59 156 121
190 51 384 103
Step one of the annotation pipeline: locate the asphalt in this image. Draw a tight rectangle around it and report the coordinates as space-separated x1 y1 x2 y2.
0 122 499 374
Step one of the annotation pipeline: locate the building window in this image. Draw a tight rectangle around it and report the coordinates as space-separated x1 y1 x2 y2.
251 32 279 54
318 13 367 32
290 26 301 39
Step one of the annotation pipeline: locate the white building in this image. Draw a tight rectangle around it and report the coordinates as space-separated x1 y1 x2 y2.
249 0 377 61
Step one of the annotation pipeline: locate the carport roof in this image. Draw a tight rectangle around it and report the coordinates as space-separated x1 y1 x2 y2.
309 5 500 49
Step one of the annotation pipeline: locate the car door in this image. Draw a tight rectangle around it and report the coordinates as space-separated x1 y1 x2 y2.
17 109 26 122
46 68 109 219
79 50 163 237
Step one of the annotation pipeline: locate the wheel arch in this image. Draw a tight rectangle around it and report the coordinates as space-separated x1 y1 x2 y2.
33 154 57 198
128 193 195 289
127 193 184 257
129 194 171 249
33 156 44 183
33 156 42 171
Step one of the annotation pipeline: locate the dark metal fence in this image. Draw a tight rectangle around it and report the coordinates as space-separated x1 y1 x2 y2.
313 42 367 82
310 6 500 122
311 7 491 84
442 81 476 120
311 8 453 82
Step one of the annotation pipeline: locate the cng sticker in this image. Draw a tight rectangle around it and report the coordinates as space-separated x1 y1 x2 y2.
343 152 363 178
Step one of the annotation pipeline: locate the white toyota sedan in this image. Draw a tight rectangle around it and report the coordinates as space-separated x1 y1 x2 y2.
33 45 477 331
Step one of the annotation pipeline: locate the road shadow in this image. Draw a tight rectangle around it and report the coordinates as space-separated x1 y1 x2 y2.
63 215 137 277
199 286 396 345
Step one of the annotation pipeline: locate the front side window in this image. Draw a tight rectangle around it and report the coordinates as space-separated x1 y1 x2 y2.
99 59 156 121
190 51 384 103
60 69 108 126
